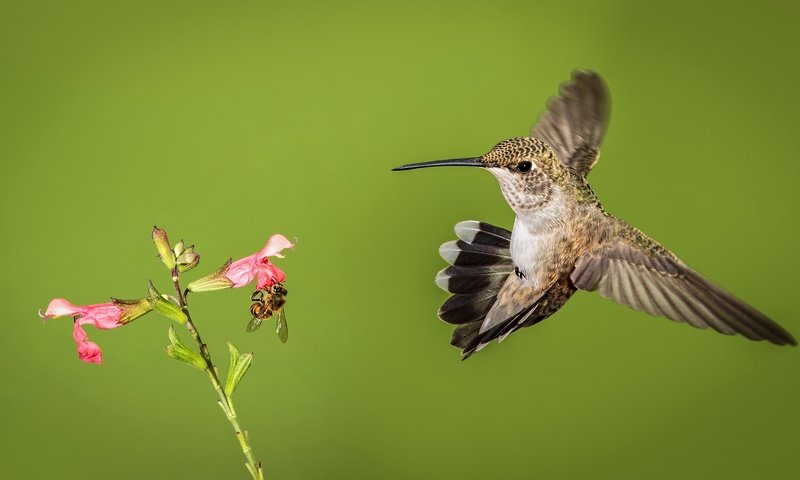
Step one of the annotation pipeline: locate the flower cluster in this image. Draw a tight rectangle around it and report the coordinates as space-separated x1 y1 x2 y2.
39 232 294 364
39 227 294 479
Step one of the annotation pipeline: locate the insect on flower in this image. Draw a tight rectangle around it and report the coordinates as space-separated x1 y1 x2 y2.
187 234 294 293
248 278 288 342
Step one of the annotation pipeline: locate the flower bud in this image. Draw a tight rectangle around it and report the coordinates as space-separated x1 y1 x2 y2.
173 240 186 257
152 226 176 270
177 250 200 273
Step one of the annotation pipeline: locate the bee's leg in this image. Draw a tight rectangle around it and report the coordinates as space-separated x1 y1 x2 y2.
251 290 264 301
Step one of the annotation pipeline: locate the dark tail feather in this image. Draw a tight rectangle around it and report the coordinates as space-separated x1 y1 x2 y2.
453 278 577 359
439 240 512 267
436 221 512 297
436 265 511 294
438 289 499 325
459 308 539 360
435 221 513 355
452 220 512 248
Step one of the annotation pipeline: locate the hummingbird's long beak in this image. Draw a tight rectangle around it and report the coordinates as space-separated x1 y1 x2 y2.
392 157 483 171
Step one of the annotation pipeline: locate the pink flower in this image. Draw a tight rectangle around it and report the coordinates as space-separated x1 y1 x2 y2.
188 234 294 292
73 323 103 364
40 297 152 364
226 234 294 289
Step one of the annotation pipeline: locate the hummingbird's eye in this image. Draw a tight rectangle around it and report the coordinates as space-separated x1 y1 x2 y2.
517 161 532 173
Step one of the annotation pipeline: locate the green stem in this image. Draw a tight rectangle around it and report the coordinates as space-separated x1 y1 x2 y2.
171 269 265 480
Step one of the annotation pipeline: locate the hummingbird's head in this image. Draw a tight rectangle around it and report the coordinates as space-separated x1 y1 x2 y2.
393 137 568 215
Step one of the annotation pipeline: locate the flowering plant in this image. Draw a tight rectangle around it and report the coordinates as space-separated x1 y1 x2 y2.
39 227 294 479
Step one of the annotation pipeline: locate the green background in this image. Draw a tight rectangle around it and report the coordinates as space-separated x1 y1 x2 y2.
2 1 799 478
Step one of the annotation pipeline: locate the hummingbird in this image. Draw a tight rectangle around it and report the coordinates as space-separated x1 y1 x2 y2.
393 71 796 359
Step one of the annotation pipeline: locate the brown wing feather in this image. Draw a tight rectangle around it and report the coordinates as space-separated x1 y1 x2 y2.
570 225 796 345
479 274 544 334
456 278 575 359
531 71 610 177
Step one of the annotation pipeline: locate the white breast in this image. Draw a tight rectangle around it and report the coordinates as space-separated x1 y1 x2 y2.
509 189 570 290
510 218 554 290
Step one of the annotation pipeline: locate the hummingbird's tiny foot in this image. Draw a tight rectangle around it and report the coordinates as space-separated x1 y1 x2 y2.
514 266 526 279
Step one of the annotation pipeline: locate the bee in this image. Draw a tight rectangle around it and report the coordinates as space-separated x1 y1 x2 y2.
248 280 288 342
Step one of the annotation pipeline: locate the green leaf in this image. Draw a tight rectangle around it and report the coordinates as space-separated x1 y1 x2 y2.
147 280 160 298
167 324 183 346
225 342 240 395
245 462 257 480
216 399 232 419
224 342 253 397
147 281 188 324
165 326 206 370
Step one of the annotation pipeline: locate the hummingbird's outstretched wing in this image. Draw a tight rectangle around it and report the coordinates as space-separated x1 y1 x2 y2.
532 70 610 177
570 223 796 345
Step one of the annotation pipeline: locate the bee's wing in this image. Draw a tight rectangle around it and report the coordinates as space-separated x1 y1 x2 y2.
275 310 288 343
246 316 263 332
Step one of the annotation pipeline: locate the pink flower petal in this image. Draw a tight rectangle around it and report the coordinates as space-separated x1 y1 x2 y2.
77 303 124 330
256 262 286 290
221 234 294 290
257 234 294 259
77 340 103 364
73 323 103 364
72 322 103 364
43 298 81 319
224 253 259 288
73 322 89 343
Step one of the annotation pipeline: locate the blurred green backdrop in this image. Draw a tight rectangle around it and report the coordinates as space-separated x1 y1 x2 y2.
2 1 799 478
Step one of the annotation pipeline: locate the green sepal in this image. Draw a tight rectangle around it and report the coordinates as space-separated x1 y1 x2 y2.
224 342 253 397
187 259 234 293
147 281 188 324
152 226 176 270
165 325 206 370
110 297 153 325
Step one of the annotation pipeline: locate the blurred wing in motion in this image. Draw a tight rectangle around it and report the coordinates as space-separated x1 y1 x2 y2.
247 316 263 332
532 70 610 177
275 310 288 343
